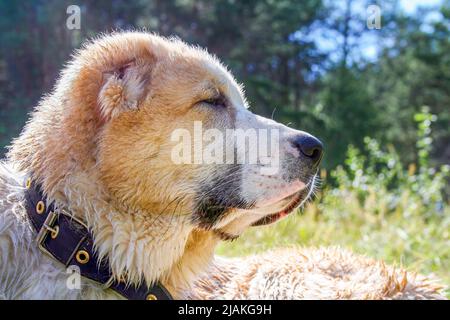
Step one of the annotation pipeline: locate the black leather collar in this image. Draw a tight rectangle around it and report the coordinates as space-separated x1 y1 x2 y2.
24 177 173 300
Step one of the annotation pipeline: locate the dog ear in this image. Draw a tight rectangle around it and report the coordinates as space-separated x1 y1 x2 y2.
98 59 152 121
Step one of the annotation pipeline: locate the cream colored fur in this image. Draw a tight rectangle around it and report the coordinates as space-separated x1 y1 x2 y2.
0 32 446 300
189 248 445 300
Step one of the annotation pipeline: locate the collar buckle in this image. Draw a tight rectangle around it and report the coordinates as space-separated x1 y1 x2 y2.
36 208 87 264
36 210 59 260
26 179 173 300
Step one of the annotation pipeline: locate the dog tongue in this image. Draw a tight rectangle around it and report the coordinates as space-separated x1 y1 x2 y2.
251 188 307 226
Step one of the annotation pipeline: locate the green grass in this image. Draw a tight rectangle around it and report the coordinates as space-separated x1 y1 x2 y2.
217 190 450 298
217 110 450 298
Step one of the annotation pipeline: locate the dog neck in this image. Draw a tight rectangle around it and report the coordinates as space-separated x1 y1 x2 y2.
6 68 220 298
7 155 218 298
69 171 218 292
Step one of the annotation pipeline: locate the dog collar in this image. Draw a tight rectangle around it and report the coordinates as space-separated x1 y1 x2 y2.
23 177 173 300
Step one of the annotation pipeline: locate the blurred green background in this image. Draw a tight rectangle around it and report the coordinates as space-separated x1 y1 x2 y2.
0 0 449 295
1 0 449 168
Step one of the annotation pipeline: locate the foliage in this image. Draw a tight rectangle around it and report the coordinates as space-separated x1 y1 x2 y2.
0 0 449 170
332 108 449 210
218 111 450 297
0 0 448 296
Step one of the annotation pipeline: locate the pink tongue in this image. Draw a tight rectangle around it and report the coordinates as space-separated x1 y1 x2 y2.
252 189 305 227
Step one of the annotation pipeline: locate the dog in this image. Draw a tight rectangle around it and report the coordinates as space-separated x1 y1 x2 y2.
0 32 445 299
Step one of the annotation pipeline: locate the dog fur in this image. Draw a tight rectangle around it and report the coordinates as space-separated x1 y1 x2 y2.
0 32 446 299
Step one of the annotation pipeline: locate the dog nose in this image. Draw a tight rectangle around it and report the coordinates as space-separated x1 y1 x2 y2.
291 134 323 166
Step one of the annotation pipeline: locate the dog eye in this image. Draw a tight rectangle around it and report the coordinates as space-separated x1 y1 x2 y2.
200 97 226 108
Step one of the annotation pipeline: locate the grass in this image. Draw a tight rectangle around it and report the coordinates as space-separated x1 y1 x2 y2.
217 110 450 298
217 190 450 298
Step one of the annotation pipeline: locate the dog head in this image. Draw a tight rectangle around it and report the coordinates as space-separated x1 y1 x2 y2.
94 33 323 238
9 32 323 291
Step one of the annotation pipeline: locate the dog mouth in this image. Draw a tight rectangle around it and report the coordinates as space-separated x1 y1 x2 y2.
195 175 317 238
250 177 316 226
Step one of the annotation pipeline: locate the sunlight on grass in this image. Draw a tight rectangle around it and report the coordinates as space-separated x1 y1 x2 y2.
218 109 450 298
217 195 450 297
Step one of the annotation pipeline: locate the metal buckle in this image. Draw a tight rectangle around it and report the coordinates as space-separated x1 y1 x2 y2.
36 208 88 263
59 208 88 229
36 210 59 259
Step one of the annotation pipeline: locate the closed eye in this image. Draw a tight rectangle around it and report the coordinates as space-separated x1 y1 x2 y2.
200 97 227 108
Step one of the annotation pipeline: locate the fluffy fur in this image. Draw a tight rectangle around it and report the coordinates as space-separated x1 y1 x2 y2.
189 248 445 300
0 31 446 300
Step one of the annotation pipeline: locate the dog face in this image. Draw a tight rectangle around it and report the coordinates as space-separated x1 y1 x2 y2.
96 33 323 240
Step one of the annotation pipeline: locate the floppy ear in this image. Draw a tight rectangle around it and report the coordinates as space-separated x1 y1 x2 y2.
98 59 151 120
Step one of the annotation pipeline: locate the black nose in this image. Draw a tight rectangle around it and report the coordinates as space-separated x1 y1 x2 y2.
292 134 323 166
